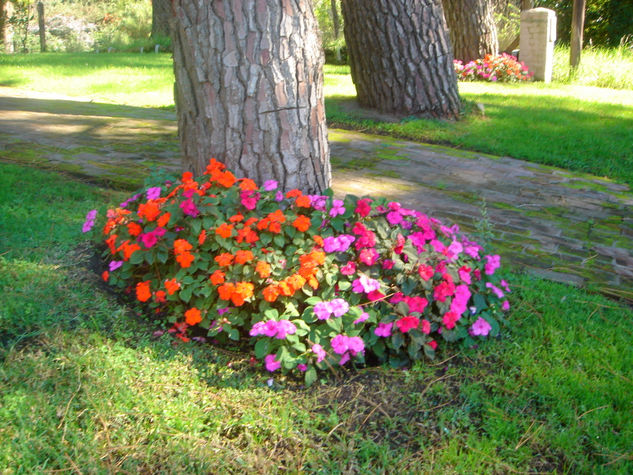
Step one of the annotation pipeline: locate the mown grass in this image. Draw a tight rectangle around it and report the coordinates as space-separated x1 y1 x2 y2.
1 163 632 472
2 52 632 187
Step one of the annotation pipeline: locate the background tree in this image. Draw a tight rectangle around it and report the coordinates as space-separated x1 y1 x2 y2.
442 0 499 62
151 0 170 40
170 0 331 193
341 0 461 118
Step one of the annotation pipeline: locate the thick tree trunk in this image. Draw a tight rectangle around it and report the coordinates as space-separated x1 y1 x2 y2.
570 0 585 68
341 0 460 119
170 0 331 194
442 0 498 62
151 0 171 38
37 1 46 52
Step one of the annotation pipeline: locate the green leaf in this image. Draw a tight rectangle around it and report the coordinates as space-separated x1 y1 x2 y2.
254 339 270 359
260 233 272 246
337 280 351 291
129 250 144 265
179 286 193 303
226 326 240 341
391 331 404 350
264 308 279 320
283 302 300 317
474 293 488 312
292 341 306 353
273 234 285 248
304 367 317 387
305 297 322 305
191 220 202 235
145 252 155 265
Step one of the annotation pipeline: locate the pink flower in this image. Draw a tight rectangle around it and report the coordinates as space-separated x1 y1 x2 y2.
428 340 438 350
450 285 471 316
82 209 97 233
275 320 297 339
396 315 420 333
421 319 431 335
486 282 505 299
265 354 281 372
297 363 308 372
340 261 356 275
339 353 350 366
418 264 434 281
443 311 460 330
386 211 402 226
374 322 393 337
367 290 385 301
312 344 327 363
355 198 373 217
434 277 455 302
240 190 259 210
140 232 158 249
500 280 511 293
314 301 332 320
430 240 446 253
502 300 510 311
353 312 369 324
407 296 428 314
347 336 365 355
470 317 492 336
485 254 501 275
458 266 472 284
382 259 394 270
359 248 379 266
329 298 349 317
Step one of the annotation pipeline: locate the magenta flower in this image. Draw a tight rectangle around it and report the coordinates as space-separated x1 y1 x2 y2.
329 299 349 317
140 232 158 249
146 187 161 200
421 319 431 335
240 190 259 210
502 300 510 311
297 363 308 372
396 315 420 333
485 282 505 299
355 198 372 217
407 296 428 314
312 344 327 363
331 334 349 355
180 199 199 217
109 260 123 272
275 320 297 339
329 199 345 217
374 322 393 337
347 336 365 355
353 312 369 325
352 275 380 294
386 211 402 226
265 354 281 372
359 248 379 266
470 317 492 336
339 353 350 366
82 209 97 233
314 301 333 320
484 254 501 275
263 180 278 191
458 266 472 284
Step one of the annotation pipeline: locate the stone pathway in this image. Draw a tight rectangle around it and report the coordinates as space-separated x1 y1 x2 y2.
1 88 632 301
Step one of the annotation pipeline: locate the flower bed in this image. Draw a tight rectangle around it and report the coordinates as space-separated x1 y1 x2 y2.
84 159 510 385
454 53 532 82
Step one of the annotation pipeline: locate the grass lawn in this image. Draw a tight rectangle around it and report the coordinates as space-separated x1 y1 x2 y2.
1 162 632 472
1 51 632 187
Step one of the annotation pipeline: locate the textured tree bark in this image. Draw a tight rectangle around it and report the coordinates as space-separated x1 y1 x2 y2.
570 0 586 68
341 0 460 119
151 0 171 38
37 1 46 52
170 0 331 194
0 0 8 52
442 0 498 62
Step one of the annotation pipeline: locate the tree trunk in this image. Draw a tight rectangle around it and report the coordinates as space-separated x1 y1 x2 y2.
570 0 585 68
151 0 171 38
37 1 45 52
170 0 331 194
442 0 498 62
330 0 342 62
341 0 460 119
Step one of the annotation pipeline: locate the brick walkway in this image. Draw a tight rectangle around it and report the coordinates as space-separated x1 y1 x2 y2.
1 88 631 301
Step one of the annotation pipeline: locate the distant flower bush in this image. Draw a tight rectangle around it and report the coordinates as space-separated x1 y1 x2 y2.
454 53 532 82
84 159 510 385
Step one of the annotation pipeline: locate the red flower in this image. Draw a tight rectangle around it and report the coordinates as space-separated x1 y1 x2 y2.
396 315 420 333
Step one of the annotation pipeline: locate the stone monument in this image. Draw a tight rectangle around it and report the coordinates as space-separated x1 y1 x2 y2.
519 8 557 82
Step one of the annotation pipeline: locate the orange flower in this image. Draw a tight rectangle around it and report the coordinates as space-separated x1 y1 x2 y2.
164 278 181 295
244 217 258 227
278 281 294 297
229 213 244 223
174 239 193 255
269 210 286 223
157 212 171 228
127 222 143 236
255 261 271 279
217 170 236 188
102 271 109 282
215 253 234 267
136 281 152 302
182 171 194 182
215 223 234 239
231 281 254 306
313 235 324 247
292 215 311 233
268 221 282 234
287 274 306 291
210 270 225 285
286 189 302 198
235 250 254 265
239 178 258 191
105 234 118 253
308 275 319 290
185 307 202 325
176 252 195 268
218 283 236 301
120 241 141 261
204 158 226 174
137 201 161 222
236 226 258 244
262 285 280 302
295 195 311 208
154 290 166 303
198 229 207 245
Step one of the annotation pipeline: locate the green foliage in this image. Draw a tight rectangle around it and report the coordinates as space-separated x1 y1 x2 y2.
536 0 633 46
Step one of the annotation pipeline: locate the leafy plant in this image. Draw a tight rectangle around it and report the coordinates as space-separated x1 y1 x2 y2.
85 160 510 385
454 53 532 83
